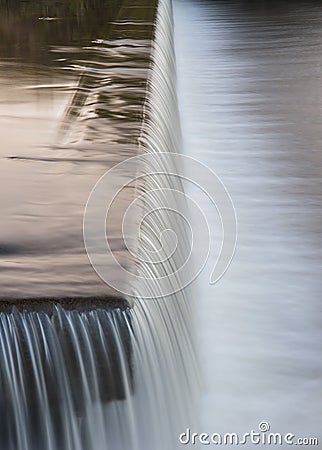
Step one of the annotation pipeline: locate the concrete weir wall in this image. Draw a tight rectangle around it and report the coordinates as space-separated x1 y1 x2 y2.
0 0 158 310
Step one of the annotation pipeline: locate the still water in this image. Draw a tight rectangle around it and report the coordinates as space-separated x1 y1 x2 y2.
0 0 156 299
174 0 322 445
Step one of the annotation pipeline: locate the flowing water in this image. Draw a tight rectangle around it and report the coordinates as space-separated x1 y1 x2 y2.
2 0 321 448
174 0 322 446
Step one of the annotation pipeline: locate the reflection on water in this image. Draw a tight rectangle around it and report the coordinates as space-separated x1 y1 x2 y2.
174 0 322 443
0 0 156 300
0 0 122 65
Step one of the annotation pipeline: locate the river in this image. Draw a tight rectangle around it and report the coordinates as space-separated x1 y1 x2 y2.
174 0 322 446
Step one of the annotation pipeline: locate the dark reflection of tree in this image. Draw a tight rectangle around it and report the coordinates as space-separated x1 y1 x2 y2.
55 0 156 147
0 0 154 65
0 0 157 147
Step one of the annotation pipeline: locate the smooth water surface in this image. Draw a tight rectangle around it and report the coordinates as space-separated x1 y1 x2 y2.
174 0 322 444
0 0 155 299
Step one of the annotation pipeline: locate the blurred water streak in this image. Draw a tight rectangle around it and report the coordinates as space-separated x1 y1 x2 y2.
174 0 322 444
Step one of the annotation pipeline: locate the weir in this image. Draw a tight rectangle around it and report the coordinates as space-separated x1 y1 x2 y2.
0 1 197 449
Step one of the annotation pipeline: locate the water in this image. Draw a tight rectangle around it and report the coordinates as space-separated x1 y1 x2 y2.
0 1 198 449
0 298 197 450
0 0 156 299
174 0 322 445
4 0 322 448
0 306 132 450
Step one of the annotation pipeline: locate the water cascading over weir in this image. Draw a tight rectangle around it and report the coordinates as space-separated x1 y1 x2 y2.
0 1 198 449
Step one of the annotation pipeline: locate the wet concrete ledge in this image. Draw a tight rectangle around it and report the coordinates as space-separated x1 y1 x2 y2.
0 296 129 314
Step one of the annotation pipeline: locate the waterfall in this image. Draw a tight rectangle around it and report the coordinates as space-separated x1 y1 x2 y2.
0 0 198 449
0 306 133 450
